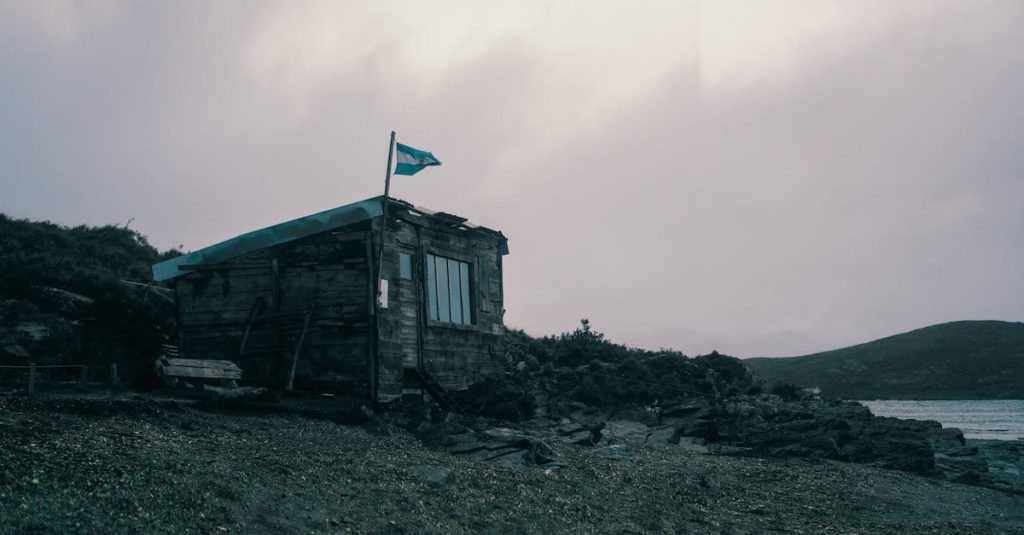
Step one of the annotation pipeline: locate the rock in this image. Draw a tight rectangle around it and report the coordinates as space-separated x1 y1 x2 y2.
14 322 50 341
556 421 586 435
602 420 649 441
438 426 557 468
38 287 94 314
669 395 952 474
936 453 990 480
610 407 661 426
485 449 532 468
676 436 710 454
799 436 840 459
644 426 679 446
952 470 987 484
706 444 752 455
409 465 455 485
869 435 936 473
660 404 703 418
2 345 30 359
946 446 979 457
594 444 636 461
564 430 597 446
555 419 602 446
686 418 719 441
415 420 472 448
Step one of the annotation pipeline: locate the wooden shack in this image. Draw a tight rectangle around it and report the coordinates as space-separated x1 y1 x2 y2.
152 196 508 402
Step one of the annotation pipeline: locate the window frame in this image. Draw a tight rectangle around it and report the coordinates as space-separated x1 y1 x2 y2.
423 251 476 329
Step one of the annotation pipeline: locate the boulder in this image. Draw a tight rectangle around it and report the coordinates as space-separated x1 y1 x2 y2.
644 426 679 446
601 419 649 441
434 426 558 469
679 395 945 473
593 444 636 461
409 465 455 485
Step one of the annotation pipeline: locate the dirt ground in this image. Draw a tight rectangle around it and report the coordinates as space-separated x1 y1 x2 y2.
1 392 1022 534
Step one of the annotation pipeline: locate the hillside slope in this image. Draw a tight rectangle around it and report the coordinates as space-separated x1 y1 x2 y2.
745 321 1024 399
0 214 177 379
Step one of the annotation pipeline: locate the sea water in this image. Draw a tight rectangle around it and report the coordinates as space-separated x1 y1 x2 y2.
860 399 1024 441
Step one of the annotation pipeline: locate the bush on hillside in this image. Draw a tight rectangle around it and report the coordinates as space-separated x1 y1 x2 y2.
507 320 763 409
0 214 178 377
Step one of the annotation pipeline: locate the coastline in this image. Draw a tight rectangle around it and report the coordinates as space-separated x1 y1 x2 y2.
860 399 1024 442
2 393 1023 533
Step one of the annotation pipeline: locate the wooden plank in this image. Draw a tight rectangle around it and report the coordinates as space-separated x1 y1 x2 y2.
160 365 242 380
330 231 369 242
162 358 243 372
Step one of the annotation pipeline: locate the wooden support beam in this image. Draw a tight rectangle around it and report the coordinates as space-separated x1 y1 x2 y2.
271 257 283 389
238 297 264 356
330 231 369 242
178 261 316 271
286 303 316 391
366 232 378 402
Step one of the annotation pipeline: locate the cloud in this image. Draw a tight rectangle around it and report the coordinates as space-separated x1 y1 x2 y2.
1 1 1022 357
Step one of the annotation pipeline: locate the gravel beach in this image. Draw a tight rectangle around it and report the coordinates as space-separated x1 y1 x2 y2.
1 393 1022 534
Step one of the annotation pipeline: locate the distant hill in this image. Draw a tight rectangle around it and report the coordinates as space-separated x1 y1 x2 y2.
744 321 1024 399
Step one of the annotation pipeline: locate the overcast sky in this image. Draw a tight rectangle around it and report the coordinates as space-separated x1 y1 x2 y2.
2 1 1022 357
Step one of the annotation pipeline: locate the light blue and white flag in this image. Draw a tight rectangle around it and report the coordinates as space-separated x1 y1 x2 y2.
394 142 441 176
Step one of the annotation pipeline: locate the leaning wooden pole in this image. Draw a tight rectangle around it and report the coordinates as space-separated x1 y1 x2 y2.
286 303 315 392
376 131 396 312
371 131 396 404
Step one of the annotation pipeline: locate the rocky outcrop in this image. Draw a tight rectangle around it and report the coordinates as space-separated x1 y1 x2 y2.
0 299 80 366
414 392 1021 494
418 420 559 469
934 439 1024 494
692 397 962 474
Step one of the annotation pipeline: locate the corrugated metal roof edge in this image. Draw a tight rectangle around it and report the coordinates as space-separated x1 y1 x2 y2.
152 196 507 282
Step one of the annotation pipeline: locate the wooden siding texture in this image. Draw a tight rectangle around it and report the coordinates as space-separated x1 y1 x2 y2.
172 204 506 402
373 211 505 401
174 229 373 394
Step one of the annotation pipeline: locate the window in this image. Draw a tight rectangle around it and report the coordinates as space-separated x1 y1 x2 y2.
399 253 413 280
426 254 473 324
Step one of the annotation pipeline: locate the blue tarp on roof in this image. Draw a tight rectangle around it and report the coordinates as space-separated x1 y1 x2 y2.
152 197 383 282
153 196 508 282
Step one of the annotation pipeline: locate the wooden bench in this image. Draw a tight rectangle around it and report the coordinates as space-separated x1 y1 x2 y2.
155 357 243 388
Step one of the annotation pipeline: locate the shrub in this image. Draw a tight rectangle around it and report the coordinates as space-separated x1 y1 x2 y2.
0 214 177 378
507 320 758 409
769 382 803 401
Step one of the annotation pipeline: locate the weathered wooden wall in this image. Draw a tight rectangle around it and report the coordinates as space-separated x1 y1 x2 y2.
374 207 506 401
172 202 506 401
174 227 374 394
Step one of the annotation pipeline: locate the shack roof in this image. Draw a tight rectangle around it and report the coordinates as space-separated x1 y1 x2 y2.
152 196 507 282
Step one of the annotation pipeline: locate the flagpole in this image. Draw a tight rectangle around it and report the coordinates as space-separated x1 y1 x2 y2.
376 131 396 310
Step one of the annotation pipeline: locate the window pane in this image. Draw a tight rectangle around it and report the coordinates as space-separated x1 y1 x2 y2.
436 256 450 322
448 258 462 324
426 254 438 320
460 262 471 324
399 253 412 280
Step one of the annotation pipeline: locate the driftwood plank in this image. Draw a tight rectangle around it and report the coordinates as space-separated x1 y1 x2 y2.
162 358 242 372
159 365 242 380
